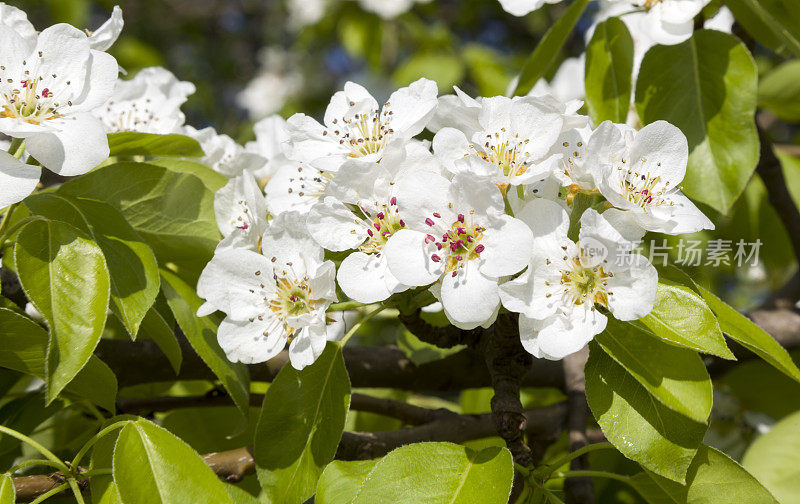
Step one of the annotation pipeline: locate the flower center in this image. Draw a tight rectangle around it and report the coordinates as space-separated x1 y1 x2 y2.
285 166 335 200
425 211 486 276
618 162 673 208
472 129 533 184
102 97 159 133
0 74 65 125
328 103 395 159
359 197 405 254
643 0 663 8
265 267 323 336
231 199 254 231
559 252 612 307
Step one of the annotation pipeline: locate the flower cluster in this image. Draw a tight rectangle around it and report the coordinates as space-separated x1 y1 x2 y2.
0 3 122 208
194 74 713 369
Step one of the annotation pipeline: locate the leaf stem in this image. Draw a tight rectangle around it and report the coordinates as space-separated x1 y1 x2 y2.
0 425 68 473
329 300 368 311
551 469 632 485
71 421 130 469
542 442 616 471
68 478 86 504
340 305 387 346
9 459 66 474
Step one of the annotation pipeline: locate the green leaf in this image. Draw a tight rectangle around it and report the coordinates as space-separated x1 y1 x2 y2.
90 414 139 504
724 0 800 57
14 219 110 404
148 158 228 192
640 280 733 359
694 283 800 383
255 343 350 504
0 473 14 504
596 320 712 423
160 269 250 416
316 460 378 504
59 162 220 282
24 193 160 338
584 17 634 124
139 307 182 374
742 409 800 503
0 307 116 411
343 443 514 504
113 419 236 504
642 445 779 503
758 59 800 122
107 132 205 158
585 342 707 483
635 30 759 213
512 0 590 96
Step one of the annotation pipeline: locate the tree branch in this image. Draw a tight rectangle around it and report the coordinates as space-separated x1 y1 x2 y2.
398 309 482 348
95 338 566 393
11 403 568 502
117 392 454 426
562 347 594 504
757 127 800 265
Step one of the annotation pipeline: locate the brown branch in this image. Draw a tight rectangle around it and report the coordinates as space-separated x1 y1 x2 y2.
94 338 566 393
398 309 482 348
117 392 452 426
478 314 534 466
562 347 594 504
12 403 567 502
757 127 800 265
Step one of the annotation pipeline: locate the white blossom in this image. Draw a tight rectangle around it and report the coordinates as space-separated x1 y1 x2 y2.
500 198 657 360
431 88 564 191
306 142 441 303
385 171 533 329
214 172 268 251
288 0 327 29
197 212 338 370
245 114 295 184
97 67 195 134
604 0 711 46
498 0 564 17
184 125 267 178
0 24 118 180
87 5 124 51
237 48 302 121
0 150 39 208
285 79 438 172
0 3 36 43
593 120 714 234
355 0 431 19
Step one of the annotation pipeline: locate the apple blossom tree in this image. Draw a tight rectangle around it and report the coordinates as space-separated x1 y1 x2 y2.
1 0 800 503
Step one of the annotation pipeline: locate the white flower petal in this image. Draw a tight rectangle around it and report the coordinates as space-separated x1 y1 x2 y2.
25 114 109 176
307 197 368 251
338 252 405 303
440 263 500 329
606 254 658 321
0 151 40 207
384 229 443 286
520 307 607 360
88 5 124 51
479 214 533 278
218 316 286 364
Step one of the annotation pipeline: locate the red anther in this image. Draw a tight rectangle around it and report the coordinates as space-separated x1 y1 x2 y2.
433 212 441 218
390 197 397 205
431 254 441 262
425 218 435 226
458 214 465 223
474 244 485 253
377 212 384 219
